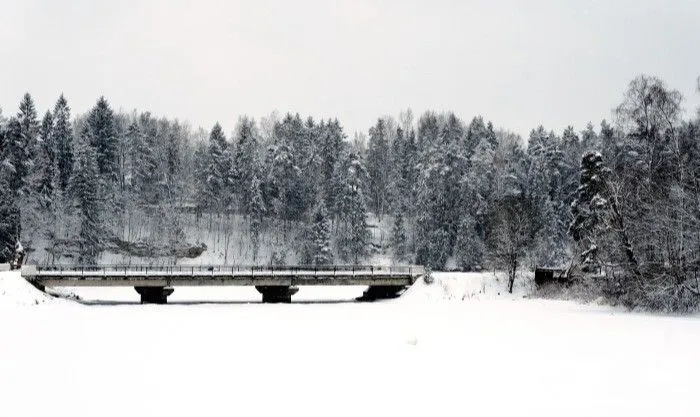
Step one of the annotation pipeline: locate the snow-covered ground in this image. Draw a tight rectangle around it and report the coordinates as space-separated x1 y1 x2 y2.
2 270 700 417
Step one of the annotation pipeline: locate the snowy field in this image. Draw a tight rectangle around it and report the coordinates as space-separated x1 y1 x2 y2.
2 271 700 417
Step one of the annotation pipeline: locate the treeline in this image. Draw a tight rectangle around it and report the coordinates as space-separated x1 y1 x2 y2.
2 75 700 310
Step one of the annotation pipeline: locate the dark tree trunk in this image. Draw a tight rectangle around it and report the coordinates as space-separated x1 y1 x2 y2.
508 257 517 293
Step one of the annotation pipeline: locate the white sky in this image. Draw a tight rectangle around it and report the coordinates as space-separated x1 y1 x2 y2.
1 0 699 138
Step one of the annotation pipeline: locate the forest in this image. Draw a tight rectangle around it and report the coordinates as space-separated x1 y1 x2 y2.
2 74 700 310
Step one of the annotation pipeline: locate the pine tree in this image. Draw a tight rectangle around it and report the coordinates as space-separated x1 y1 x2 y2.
70 125 102 264
53 94 74 190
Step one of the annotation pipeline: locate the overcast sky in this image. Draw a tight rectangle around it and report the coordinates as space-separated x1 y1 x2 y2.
1 0 699 139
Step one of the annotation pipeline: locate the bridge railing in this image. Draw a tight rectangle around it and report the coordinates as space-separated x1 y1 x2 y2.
32 264 425 277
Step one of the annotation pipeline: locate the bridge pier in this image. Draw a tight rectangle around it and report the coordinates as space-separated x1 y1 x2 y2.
255 286 299 303
134 286 174 304
357 285 408 301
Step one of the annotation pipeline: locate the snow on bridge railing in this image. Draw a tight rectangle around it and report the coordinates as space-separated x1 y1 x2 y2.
31 264 425 277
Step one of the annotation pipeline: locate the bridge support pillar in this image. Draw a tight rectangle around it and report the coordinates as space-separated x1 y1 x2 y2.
255 286 299 303
358 285 407 301
134 286 174 304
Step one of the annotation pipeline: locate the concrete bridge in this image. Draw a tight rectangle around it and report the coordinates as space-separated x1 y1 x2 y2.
21 264 425 304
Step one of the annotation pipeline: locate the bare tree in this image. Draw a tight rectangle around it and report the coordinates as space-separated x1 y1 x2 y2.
490 195 537 293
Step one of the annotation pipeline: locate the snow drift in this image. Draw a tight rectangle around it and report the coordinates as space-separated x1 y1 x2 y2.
0 270 55 306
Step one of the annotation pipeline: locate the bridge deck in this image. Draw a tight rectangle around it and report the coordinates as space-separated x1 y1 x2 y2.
23 265 425 288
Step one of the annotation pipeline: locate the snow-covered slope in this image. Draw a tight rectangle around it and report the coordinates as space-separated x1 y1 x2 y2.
0 270 55 306
404 270 535 302
2 270 699 417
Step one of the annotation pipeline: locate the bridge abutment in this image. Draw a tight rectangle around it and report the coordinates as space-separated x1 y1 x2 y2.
358 285 407 301
134 286 174 304
255 286 299 303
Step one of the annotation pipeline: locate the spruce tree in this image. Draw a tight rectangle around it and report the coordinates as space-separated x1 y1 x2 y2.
165 121 184 199
53 94 74 190
17 93 39 177
335 152 371 263
87 96 119 179
534 198 568 267
303 199 333 266
270 114 313 219
390 209 409 263
70 125 102 264
318 119 345 204
268 141 305 222
569 151 612 266
35 110 56 207
455 213 485 271
248 173 265 262
580 122 598 152
0 122 21 263
366 118 391 218
414 113 467 269
232 117 260 213
204 123 231 211
3 118 27 193
0 175 20 263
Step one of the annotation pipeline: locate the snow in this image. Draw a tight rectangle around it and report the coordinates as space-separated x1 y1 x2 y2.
0 270 56 306
2 270 700 416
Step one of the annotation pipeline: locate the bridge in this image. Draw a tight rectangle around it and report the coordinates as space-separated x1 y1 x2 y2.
21 264 425 303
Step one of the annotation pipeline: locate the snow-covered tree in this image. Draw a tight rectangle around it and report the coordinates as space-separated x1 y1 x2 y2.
335 152 371 263
248 173 266 262
390 208 410 263
302 199 333 266
87 96 119 180
53 95 74 191
35 110 56 208
0 120 21 263
232 117 261 214
317 119 345 204
203 123 231 211
17 93 39 177
455 213 485 271
414 113 467 269
366 118 391 218
69 125 102 264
